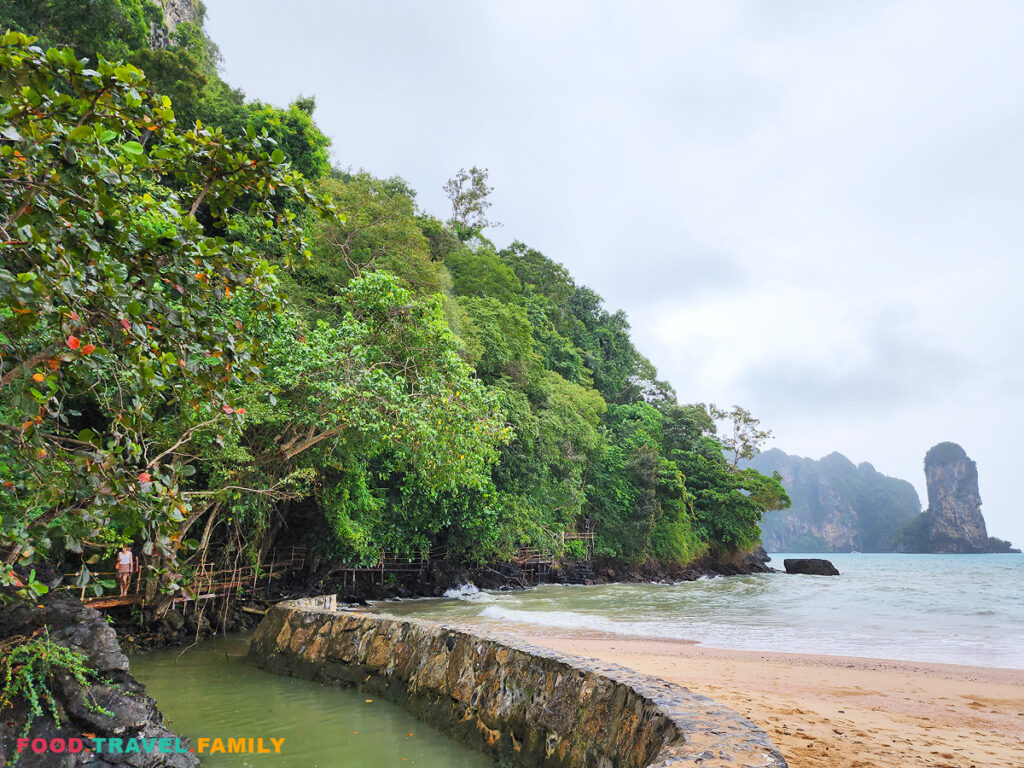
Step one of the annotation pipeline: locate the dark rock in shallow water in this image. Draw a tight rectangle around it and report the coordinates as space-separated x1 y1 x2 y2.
0 593 197 768
744 545 773 572
784 558 840 575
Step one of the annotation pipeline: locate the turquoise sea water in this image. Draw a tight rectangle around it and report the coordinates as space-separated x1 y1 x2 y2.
381 553 1024 669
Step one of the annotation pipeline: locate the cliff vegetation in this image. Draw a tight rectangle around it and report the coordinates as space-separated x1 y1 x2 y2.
0 1 790 602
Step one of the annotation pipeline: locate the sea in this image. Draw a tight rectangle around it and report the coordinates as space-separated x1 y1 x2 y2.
381 553 1024 669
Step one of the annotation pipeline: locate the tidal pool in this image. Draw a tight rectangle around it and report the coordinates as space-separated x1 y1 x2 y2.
129 634 493 768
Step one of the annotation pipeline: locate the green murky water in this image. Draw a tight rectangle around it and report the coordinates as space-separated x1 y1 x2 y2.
129 635 492 768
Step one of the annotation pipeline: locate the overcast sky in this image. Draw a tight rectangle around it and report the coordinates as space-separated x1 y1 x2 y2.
205 0 1023 546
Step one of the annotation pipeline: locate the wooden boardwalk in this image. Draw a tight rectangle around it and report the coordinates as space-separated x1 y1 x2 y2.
328 546 444 587
69 531 597 608
513 531 595 565
68 547 308 609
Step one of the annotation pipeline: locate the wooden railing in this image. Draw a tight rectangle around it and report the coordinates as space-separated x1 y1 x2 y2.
512 531 596 566
329 547 438 586
65 546 308 609
66 531 595 606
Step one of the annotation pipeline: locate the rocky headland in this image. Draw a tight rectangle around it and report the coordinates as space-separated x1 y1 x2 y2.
750 449 920 552
753 444 1018 554
894 442 1018 553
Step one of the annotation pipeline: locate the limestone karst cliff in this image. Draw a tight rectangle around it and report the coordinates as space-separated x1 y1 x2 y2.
893 442 1017 553
750 449 920 552
923 442 987 551
155 0 199 29
148 0 200 48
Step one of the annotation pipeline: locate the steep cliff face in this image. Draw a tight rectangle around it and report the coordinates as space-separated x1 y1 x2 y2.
148 0 200 48
157 0 199 28
751 449 920 552
923 442 988 552
894 442 991 553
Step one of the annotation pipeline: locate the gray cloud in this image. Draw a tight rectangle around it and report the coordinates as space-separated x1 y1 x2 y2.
735 323 968 415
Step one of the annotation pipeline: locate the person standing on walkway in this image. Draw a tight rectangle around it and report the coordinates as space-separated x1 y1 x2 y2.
116 544 135 596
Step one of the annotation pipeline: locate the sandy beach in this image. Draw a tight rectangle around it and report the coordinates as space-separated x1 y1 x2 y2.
522 634 1024 768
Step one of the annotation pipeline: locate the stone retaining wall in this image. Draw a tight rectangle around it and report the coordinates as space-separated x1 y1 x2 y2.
248 597 787 768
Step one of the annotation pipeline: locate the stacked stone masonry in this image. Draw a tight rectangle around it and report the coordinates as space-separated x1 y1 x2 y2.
248 597 787 768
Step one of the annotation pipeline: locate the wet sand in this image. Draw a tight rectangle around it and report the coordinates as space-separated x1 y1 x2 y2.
524 634 1024 768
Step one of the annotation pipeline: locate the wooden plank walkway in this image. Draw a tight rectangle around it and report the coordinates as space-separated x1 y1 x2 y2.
68 532 596 607
328 546 445 587
67 546 308 609
512 531 595 565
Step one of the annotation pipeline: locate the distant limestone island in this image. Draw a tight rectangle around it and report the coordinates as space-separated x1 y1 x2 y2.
751 442 1019 554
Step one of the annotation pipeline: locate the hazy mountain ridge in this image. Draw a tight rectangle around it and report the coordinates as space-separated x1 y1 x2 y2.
750 448 921 552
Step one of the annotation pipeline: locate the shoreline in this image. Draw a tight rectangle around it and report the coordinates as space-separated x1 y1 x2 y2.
515 633 1024 768
499 628 1024 682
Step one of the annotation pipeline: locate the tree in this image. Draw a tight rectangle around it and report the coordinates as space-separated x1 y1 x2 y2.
443 166 499 236
0 0 160 64
0 32 334 594
293 172 446 314
710 404 774 470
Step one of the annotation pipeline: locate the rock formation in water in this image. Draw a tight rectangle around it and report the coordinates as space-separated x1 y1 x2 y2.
749 449 921 552
783 558 840 576
894 442 1018 553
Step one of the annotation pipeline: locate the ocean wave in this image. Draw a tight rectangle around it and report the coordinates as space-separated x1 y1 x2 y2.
475 605 686 640
442 583 495 602
478 605 628 633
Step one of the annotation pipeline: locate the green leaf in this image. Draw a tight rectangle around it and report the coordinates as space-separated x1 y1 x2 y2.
74 566 91 587
122 141 144 156
69 125 92 141
271 149 285 164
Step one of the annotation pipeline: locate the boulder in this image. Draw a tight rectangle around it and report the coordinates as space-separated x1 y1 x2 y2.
783 558 840 576
0 593 197 768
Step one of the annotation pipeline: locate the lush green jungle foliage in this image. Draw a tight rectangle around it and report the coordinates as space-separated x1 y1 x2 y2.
0 2 788 598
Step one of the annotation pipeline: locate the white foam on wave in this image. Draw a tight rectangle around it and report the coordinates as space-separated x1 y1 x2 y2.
475 605 680 639
443 583 479 598
478 605 622 633
442 583 495 602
